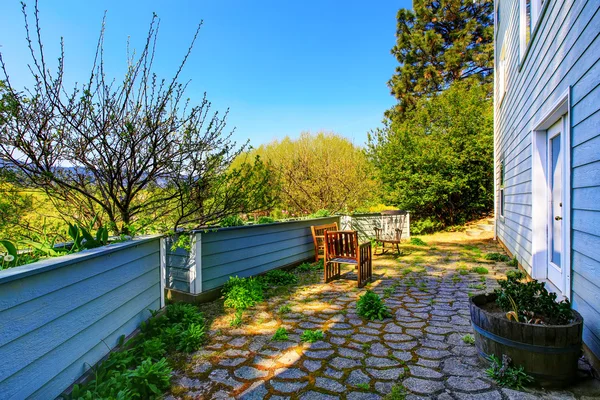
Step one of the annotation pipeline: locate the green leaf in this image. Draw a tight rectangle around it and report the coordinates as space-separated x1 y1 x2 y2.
0 240 18 258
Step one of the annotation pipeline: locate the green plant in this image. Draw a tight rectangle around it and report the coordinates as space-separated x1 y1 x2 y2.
170 234 191 252
271 327 289 341
257 216 275 224
462 334 475 345
508 256 518 267
409 237 427 246
220 215 245 227
384 383 407 400
451 275 462 284
471 266 488 274
222 276 264 310
457 263 469 275
428 299 436 306
178 322 206 352
484 252 510 262
140 337 166 360
355 383 370 390
383 287 394 298
309 209 331 218
260 269 298 286
468 283 485 290
356 290 392 320
278 304 292 314
362 342 371 351
126 357 172 399
301 330 324 343
495 272 572 324
506 269 525 280
486 354 534 389
410 217 443 235
230 310 243 327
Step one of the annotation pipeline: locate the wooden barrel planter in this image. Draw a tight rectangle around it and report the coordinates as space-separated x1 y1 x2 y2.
469 293 583 387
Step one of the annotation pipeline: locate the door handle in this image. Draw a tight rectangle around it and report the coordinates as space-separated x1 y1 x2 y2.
555 216 562 221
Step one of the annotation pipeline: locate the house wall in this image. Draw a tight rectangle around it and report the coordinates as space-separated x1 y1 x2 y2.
199 217 340 291
495 0 600 359
0 237 162 400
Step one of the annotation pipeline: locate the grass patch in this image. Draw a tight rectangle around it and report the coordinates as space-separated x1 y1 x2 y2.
278 304 292 314
271 327 289 341
301 330 324 343
468 283 486 290
471 266 489 275
355 383 370 390
409 237 427 246
384 383 407 400
484 252 511 262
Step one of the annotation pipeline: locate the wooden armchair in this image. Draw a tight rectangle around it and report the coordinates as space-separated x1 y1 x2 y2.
310 222 339 262
324 230 372 287
373 227 403 255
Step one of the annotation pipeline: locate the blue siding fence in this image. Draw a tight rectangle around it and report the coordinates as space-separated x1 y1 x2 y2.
0 236 162 400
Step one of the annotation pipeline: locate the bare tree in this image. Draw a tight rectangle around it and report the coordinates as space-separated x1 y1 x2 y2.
0 1 274 234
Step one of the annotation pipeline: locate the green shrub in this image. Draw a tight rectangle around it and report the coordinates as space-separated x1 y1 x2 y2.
484 252 510 262
230 310 243 327
260 269 298 286
257 216 275 224
301 330 324 343
220 215 245 227
271 327 289 341
177 322 206 352
410 218 443 235
222 276 264 310
126 358 172 399
508 256 518 267
297 261 322 272
506 269 524 280
486 354 533 389
409 237 427 246
356 290 392 320
495 272 572 324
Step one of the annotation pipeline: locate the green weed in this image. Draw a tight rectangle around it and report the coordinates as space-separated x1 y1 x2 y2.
301 330 324 343
271 327 289 341
462 334 475 345
357 290 392 320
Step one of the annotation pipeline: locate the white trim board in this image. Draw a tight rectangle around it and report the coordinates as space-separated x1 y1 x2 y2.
530 87 571 300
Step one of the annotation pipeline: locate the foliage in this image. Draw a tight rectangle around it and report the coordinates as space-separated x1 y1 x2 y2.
240 131 376 214
461 334 475 345
484 252 511 262
356 290 392 320
471 266 488 275
508 256 519 267
486 354 534 389
300 330 324 343
230 310 243 327
384 383 407 400
260 269 298 286
368 80 494 227
257 216 275 224
222 276 264 310
506 269 524 280
66 303 205 399
0 5 275 235
410 217 443 235
387 0 493 116
495 273 572 325
297 260 323 272
170 234 192 252
271 327 289 341
220 215 245 227
278 305 292 314
309 209 331 218
355 383 370 390
409 237 427 246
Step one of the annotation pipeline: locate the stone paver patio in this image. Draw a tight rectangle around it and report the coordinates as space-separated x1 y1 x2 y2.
168 228 600 400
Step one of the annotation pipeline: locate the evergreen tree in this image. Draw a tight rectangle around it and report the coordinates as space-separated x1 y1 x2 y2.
388 0 494 116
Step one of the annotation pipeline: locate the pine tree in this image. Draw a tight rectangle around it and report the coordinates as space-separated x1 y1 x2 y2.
388 0 494 117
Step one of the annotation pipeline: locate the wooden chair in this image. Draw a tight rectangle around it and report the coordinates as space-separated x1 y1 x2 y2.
324 230 372 288
310 222 339 262
373 227 403 255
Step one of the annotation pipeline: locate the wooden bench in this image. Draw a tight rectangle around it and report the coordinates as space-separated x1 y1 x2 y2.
324 230 372 288
310 222 339 262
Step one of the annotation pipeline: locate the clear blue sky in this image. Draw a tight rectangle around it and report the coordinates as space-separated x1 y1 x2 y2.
0 0 410 147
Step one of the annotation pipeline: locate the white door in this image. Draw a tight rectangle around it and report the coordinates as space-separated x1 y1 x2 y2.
547 117 565 291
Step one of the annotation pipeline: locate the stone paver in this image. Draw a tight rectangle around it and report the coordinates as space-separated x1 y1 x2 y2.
168 229 599 399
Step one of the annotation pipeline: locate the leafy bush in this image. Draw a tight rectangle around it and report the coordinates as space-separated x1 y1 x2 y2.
278 305 292 314
230 310 243 327
506 269 525 280
486 354 533 389
222 276 264 310
66 302 205 399
257 216 275 224
495 273 572 325
220 215 245 227
508 256 518 267
301 330 324 343
260 269 298 286
356 290 392 320
484 252 510 262
409 237 427 246
271 327 289 341
410 218 443 235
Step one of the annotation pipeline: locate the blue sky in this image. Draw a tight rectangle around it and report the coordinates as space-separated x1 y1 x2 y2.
0 0 410 147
